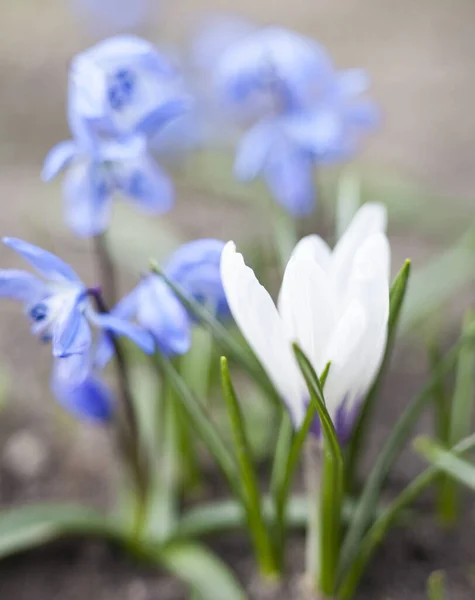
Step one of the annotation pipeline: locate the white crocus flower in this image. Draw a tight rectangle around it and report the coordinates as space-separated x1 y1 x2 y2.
220 203 390 442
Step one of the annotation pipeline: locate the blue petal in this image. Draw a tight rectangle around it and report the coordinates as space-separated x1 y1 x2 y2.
165 239 229 318
264 141 315 217
94 287 140 369
283 109 344 160
2 238 81 283
234 121 277 181
136 276 191 356
42 140 78 182
89 310 155 355
135 95 193 136
119 157 174 214
52 358 114 424
52 293 91 357
63 162 113 238
0 270 46 302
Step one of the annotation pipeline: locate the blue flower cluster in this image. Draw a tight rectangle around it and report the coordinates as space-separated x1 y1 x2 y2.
2 23 377 424
209 25 379 216
43 35 191 237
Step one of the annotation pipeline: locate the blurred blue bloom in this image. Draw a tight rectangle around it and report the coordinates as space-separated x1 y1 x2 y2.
0 238 155 364
165 239 229 317
70 0 153 37
213 26 333 117
43 133 173 238
205 23 378 216
69 35 191 138
95 238 228 365
51 354 115 424
95 274 191 366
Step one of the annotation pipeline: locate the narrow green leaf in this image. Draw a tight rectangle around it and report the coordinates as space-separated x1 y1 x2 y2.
159 542 246 600
414 437 475 492
220 357 278 577
339 338 464 583
149 261 279 405
440 311 475 521
0 504 120 560
293 345 343 595
346 260 411 493
427 571 446 600
154 353 240 497
337 433 475 599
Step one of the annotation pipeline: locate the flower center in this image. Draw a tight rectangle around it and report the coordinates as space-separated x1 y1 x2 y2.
108 68 137 112
29 302 48 322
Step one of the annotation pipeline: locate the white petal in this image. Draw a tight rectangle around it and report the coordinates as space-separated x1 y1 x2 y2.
331 202 387 311
321 300 367 417
278 254 335 375
220 242 306 426
290 234 332 273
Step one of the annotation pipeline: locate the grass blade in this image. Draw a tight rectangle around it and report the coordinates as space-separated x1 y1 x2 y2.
346 260 411 493
154 353 239 497
339 338 465 582
337 433 475 599
414 436 475 492
427 571 446 600
220 357 278 577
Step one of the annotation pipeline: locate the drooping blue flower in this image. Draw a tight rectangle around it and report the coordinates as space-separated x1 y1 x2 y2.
0 238 155 366
205 23 378 216
95 238 229 366
42 133 174 238
69 35 191 138
51 353 115 424
165 239 229 317
95 274 191 367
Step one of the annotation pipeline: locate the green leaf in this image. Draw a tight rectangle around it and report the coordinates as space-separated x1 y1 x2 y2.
293 345 343 595
159 541 246 600
414 436 475 492
337 433 475 599
220 357 278 577
0 504 120 560
150 261 279 406
439 311 475 523
154 353 240 497
427 571 446 600
346 260 411 493
339 338 464 583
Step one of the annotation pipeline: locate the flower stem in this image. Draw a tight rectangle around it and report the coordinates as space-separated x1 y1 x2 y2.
93 233 118 306
305 438 323 587
92 290 148 542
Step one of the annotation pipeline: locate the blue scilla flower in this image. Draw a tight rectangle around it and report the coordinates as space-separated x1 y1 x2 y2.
213 26 333 118
234 71 379 217
42 132 174 238
95 239 228 366
51 353 115 424
0 238 155 366
164 239 229 317
69 35 191 138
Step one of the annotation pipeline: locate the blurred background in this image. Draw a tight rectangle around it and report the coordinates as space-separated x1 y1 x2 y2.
0 1 474 597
